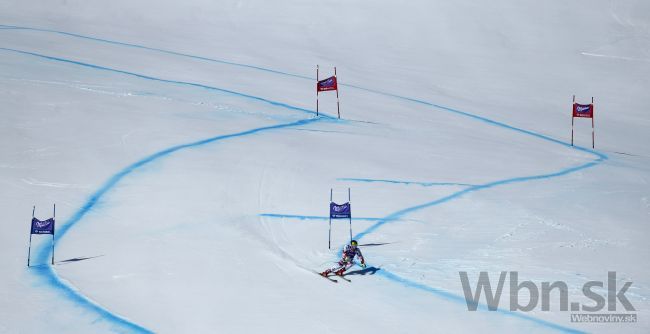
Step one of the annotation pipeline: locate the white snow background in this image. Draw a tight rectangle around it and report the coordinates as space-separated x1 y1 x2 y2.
1 0 649 333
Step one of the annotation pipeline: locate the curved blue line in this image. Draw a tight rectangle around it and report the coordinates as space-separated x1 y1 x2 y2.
29 118 325 333
338 150 602 332
349 157 600 334
376 270 585 334
35 118 324 246
347 165 602 334
326 43 605 334
347 145 604 331
28 265 153 333
0 47 332 119
353 160 602 241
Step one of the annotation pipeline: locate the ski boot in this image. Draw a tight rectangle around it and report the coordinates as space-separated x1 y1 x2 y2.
320 269 331 277
335 269 345 276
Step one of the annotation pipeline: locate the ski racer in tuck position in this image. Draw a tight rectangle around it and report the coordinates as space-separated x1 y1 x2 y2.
321 240 366 277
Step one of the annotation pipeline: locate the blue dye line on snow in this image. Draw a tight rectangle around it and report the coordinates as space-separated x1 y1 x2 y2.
3 25 609 332
338 177 475 187
0 24 312 80
344 151 604 331
338 160 602 332
337 83 607 166
345 161 600 334
353 160 602 241
29 117 326 333
345 144 603 333
28 265 153 333
376 270 585 334
0 47 332 119
0 24 609 159
34 118 325 246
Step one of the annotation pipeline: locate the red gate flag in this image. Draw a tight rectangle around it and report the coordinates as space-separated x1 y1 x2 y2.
570 96 595 148
573 103 594 118
317 76 338 92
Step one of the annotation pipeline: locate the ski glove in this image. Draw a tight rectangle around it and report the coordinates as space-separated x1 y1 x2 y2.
360 263 366 268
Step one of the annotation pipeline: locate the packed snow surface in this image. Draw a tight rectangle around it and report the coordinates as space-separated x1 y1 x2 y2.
1 0 649 333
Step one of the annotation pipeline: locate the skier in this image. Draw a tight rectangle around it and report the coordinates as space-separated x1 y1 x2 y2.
320 240 366 277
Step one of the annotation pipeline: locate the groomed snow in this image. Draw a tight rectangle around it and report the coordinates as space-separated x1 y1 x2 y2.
1 0 649 333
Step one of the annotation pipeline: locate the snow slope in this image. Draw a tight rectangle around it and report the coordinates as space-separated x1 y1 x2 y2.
1 0 649 333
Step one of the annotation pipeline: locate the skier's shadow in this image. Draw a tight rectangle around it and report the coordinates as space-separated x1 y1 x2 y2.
345 266 381 276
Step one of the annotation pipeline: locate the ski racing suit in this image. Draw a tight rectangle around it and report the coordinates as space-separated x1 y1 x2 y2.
327 244 365 275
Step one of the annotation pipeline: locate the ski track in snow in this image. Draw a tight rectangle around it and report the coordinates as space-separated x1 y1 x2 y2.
258 213 408 222
337 177 477 187
581 52 650 63
1 24 609 333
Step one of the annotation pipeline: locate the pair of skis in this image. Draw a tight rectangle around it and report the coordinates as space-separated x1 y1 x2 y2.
316 271 351 283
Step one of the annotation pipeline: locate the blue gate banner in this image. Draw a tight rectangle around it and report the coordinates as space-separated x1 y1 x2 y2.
31 218 55 234
330 202 351 219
